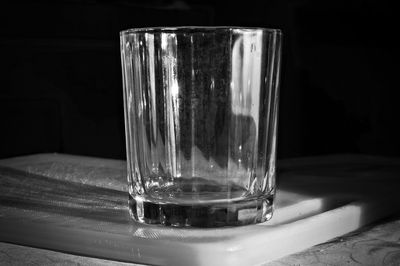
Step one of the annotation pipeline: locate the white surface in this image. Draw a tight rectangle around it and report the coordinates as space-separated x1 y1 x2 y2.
1 153 400 265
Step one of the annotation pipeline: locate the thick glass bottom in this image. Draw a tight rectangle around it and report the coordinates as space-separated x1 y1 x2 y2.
128 193 274 228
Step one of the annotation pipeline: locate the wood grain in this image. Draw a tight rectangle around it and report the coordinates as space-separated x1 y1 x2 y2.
1 217 400 266
267 216 400 266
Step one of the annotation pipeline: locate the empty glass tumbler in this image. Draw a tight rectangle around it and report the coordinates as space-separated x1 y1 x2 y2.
120 27 282 227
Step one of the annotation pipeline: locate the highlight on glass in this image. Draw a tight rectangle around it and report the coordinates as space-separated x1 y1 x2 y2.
120 27 282 227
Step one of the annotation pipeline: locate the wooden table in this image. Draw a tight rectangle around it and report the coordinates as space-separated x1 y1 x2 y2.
1 153 400 265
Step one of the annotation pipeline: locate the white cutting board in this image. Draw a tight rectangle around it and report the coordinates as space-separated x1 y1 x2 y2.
1 153 400 266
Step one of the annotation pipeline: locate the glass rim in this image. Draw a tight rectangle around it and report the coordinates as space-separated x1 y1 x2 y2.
120 26 282 36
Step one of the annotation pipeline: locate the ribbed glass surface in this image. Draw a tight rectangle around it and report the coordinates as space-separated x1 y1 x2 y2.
120 27 281 227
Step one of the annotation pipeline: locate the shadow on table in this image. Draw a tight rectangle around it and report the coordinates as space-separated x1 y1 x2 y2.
1 156 400 239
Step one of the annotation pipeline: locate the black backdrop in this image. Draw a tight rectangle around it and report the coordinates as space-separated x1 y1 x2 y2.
0 0 397 159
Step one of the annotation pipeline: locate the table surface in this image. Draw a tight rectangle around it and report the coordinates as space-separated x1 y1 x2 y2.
1 153 400 265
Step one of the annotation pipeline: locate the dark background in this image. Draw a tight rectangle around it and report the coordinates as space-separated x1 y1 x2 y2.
0 0 397 160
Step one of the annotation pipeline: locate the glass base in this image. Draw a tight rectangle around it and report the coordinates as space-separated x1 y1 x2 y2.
128 194 274 228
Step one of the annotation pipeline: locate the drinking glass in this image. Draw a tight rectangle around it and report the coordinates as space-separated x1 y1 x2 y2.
120 27 282 227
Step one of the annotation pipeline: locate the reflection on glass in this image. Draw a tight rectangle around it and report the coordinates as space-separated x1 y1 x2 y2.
120 27 282 227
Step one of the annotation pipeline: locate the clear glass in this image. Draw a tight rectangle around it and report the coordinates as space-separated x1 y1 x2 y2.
120 27 282 227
